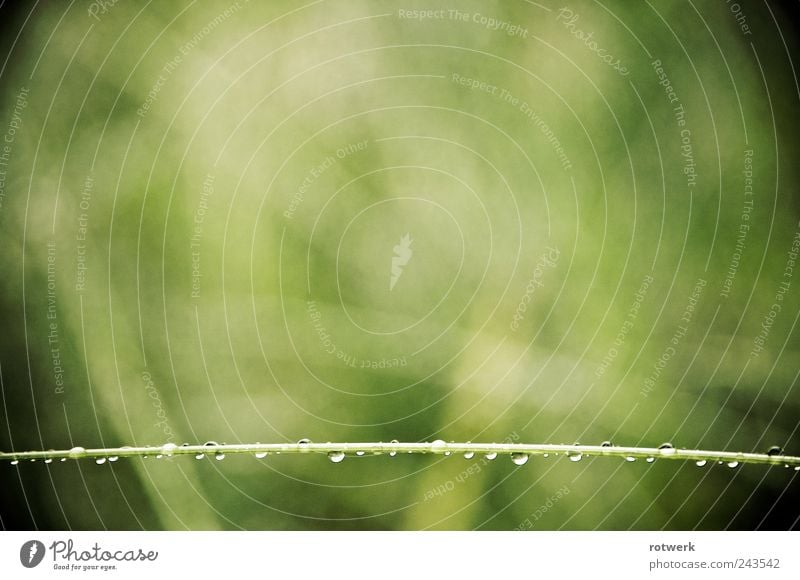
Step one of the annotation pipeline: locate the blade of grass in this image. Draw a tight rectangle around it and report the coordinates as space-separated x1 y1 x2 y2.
2 441 798 467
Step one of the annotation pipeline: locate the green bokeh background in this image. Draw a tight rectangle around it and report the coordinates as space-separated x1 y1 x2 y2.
1 0 799 530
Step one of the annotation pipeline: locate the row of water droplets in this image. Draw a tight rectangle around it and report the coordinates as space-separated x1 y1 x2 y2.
8 440 798 470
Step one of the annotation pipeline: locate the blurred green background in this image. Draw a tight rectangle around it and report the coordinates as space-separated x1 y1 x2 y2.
1 0 799 530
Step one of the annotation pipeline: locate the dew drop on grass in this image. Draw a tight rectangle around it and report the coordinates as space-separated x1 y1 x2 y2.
162 443 177 457
646 457 655 463
389 439 399 457
601 441 613 447
108 456 119 462
11 459 19 465
511 453 529 465
200 441 221 460
328 451 345 463
625 456 636 462
68 446 87 459
794 466 800 471
767 446 783 456
485 452 497 460
431 439 446 453
695 459 707 467
95 457 107 465
253 442 268 459
464 451 475 460
658 443 676 456
568 452 583 462
298 438 312 446
45 458 53 464
202 441 224 460
727 461 739 468
543 453 549 458
356 451 365 456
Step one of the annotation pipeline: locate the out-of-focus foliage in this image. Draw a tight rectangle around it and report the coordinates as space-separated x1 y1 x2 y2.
1 0 799 530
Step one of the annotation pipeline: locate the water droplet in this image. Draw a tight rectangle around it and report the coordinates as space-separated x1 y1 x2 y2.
695 459 707 467
727 461 739 468
45 458 53 464
568 451 583 462
646 456 655 463
108 456 119 462
215 452 226 461
543 453 549 458
68 446 87 459
601 441 613 447
355 451 365 456
60 458 67 462
625 456 636 462
464 451 475 460
252 442 268 459
298 438 311 445
95 457 107 465
767 446 783 457
511 453 529 465
29 458 36 462
485 452 497 460
10 459 19 465
389 439 399 457
161 443 178 457
201 441 221 460
658 443 676 456
431 439 447 454
794 466 800 471
328 451 345 463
